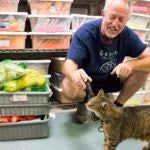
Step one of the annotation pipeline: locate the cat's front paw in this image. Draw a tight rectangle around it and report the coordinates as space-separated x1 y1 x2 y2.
90 112 100 121
143 143 150 150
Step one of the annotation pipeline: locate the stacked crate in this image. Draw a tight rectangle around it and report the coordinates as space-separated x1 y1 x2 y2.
27 0 74 103
127 0 150 45
70 0 105 16
113 0 150 106
0 0 28 49
71 14 101 36
28 0 73 49
0 60 52 140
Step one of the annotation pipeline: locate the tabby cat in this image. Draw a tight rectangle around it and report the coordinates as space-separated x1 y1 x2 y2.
86 89 150 150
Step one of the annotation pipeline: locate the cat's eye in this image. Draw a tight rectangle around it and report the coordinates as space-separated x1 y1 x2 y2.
87 104 95 108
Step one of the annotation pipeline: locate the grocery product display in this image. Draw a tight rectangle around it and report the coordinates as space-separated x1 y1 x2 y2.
0 0 20 12
29 32 72 49
0 59 51 140
0 12 28 32
0 0 149 143
0 32 27 49
128 0 150 44
71 14 101 31
28 0 73 15
119 0 150 106
29 14 71 32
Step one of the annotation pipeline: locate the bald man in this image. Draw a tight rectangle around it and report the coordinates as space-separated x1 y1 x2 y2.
62 0 150 123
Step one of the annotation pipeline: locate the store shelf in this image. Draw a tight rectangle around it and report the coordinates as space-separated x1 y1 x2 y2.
141 0 150 2
0 49 67 60
131 13 150 17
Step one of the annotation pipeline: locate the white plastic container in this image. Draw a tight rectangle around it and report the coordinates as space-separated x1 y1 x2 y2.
71 14 101 30
0 0 20 12
0 12 28 32
132 28 149 42
112 90 147 106
28 0 73 15
29 32 72 49
131 1 150 14
144 78 150 90
29 14 71 32
0 32 27 49
14 60 51 75
127 13 150 29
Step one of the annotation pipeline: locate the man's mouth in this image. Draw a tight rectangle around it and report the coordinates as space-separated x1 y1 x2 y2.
108 27 118 34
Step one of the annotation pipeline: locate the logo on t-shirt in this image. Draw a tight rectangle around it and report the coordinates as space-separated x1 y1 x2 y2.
100 59 117 73
99 50 118 59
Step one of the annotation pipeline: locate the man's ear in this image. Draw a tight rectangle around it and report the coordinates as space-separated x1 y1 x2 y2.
101 10 104 17
97 89 105 97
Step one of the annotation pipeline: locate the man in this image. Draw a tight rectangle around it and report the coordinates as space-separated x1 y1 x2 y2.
62 0 150 123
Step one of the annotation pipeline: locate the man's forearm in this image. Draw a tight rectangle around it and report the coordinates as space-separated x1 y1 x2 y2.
127 56 150 72
63 59 78 81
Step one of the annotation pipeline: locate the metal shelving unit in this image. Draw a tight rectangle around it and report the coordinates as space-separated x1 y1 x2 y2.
0 49 67 60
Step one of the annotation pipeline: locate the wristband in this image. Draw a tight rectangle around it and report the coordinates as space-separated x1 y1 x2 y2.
114 101 123 107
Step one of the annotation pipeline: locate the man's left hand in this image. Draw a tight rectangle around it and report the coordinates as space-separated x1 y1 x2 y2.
111 62 132 80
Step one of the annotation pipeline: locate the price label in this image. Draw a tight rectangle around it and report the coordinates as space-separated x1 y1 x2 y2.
12 95 28 102
0 40 10 47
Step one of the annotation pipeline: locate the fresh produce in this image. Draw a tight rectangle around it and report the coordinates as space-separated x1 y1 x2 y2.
0 60 26 84
3 69 45 92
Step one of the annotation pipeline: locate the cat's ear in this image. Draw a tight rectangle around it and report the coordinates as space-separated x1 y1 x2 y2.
97 89 105 97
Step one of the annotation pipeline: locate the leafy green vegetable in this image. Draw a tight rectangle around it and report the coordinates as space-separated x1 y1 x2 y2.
0 60 26 86
3 69 45 92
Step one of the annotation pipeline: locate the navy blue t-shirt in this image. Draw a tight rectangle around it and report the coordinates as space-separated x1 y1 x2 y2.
67 19 147 81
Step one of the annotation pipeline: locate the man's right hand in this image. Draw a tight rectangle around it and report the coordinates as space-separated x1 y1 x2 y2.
72 69 92 89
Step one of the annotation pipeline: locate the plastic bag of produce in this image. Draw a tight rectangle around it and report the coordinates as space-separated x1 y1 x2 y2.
0 60 26 85
3 69 45 92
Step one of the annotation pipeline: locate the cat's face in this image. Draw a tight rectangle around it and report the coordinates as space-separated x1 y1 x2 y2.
86 89 114 120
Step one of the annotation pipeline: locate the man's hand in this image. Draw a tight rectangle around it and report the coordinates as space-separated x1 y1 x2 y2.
111 62 133 80
72 69 92 89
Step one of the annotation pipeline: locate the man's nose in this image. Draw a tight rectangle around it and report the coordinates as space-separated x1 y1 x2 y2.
112 18 120 28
